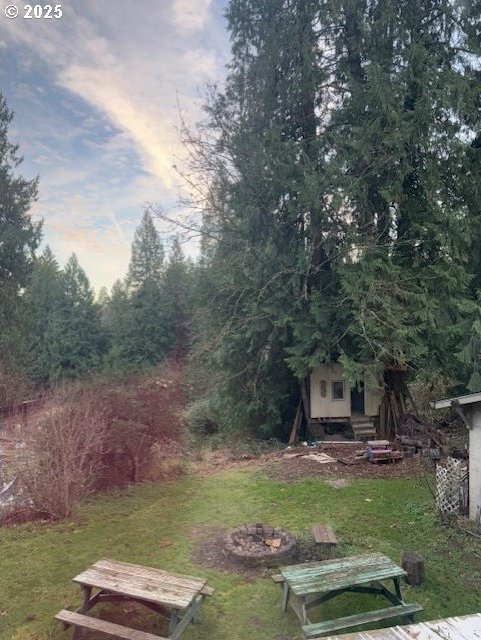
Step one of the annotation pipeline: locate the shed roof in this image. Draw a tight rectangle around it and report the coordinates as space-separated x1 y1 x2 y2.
431 391 481 410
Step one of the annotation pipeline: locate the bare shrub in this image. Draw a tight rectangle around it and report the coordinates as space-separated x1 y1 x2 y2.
8 361 186 522
16 389 107 520
98 360 185 486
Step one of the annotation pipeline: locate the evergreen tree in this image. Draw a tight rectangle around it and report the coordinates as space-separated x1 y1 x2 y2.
105 279 135 370
25 246 65 384
45 254 105 379
127 210 164 290
190 0 481 435
163 237 191 359
124 211 169 365
0 93 41 404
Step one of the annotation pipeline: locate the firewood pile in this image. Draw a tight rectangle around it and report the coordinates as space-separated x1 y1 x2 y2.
396 413 446 459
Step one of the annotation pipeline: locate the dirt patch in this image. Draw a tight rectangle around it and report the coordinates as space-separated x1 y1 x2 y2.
191 524 332 577
326 478 350 488
189 448 279 477
264 443 427 482
191 526 265 579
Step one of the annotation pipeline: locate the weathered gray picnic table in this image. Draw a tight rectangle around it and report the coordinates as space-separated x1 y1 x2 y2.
55 559 213 640
273 553 423 639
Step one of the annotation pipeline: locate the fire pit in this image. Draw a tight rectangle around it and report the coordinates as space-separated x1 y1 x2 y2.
223 524 298 567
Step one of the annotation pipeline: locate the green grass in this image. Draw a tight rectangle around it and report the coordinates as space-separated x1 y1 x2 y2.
1 466 479 640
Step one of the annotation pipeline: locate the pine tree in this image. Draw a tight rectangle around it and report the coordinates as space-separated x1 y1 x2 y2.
124 211 169 365
163 237 191 359
105 279 136 370
0 93 41 404
45 254 106 379
127 210 164 291
25 246 65 384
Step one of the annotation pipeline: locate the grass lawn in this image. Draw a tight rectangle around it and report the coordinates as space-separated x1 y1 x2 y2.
1 464 479 640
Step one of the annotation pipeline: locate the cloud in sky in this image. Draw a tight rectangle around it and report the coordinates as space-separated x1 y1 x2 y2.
172 0 214 33
0 0 229 289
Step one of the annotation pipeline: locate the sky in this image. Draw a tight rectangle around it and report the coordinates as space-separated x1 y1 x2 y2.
0 0 230 291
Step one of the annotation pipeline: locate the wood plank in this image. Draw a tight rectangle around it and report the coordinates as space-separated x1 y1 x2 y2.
291 565 406 597
322 615 481 640
79 566 201 599
282 554 396 578
93 560 206 590
73 560 207 611
425 616 481 640
55 610 166 640
73 569 197 609
312 525 337 545
281 554 405 597
302 603 423 638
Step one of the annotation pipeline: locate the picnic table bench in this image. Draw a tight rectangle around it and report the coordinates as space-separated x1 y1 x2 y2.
272 552 423 639
56 559 213 640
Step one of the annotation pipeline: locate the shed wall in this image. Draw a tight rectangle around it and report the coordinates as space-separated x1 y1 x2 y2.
469 407 481 521
365 387 382 416
310 364 350 419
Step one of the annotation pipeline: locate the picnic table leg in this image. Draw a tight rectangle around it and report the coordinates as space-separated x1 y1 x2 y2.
281 582 290 611
393 578 416 623
170 596 204 640
72 586 92 640
393 577 403 603
169 609 180 637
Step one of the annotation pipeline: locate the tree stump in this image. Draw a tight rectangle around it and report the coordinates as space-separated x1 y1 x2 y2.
401 551 425 586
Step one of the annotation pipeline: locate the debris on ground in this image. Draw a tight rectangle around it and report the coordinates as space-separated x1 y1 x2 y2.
366 440 403 464
266 442 425 482
305 452 336 465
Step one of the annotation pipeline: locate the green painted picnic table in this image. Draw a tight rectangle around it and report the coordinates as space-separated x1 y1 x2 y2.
275 553 423 639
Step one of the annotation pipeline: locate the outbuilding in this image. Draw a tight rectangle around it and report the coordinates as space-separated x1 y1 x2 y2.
308 363 383 440
431 391 481 521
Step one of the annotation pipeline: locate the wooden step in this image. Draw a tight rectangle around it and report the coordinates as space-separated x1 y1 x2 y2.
55 610 167 640
302 603 423 638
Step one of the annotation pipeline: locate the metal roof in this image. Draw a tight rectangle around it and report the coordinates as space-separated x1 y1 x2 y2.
431 391 481 410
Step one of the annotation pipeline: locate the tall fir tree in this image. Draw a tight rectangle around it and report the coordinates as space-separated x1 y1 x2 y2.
105 279 135 370
163 237 191 359
0 93 41 404
127 210 164 290
45 254 106 379
124 211 169 365
189 0 481 435
25 246 65 384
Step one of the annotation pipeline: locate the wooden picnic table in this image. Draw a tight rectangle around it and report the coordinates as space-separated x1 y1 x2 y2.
275 553 423 639
56 559 213 640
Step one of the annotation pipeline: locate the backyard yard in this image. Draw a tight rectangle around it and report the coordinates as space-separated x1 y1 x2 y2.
1 460 480 640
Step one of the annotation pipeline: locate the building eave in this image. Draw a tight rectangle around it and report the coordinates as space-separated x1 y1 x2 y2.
431 391 481 410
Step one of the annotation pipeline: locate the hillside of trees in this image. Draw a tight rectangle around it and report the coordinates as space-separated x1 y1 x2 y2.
1 0 480 441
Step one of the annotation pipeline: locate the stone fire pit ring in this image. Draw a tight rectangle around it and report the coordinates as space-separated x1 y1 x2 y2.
223 523 298 567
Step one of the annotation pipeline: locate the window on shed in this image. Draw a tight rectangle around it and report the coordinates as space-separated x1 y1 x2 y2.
332 380 345 401
320 380 327 398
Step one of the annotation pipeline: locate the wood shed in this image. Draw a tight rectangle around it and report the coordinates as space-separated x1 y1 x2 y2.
432 391 481 522
308 363 382 440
